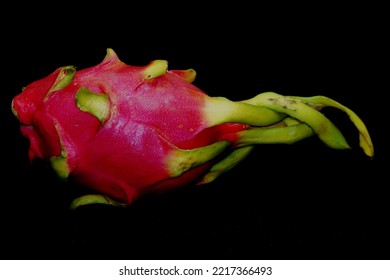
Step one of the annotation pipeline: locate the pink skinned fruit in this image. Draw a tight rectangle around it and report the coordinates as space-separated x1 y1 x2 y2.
11 48 374 209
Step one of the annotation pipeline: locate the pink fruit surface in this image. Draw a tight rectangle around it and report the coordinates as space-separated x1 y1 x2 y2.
11 48 373 208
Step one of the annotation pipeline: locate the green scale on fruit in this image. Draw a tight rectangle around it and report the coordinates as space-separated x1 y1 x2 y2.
11 48 374 209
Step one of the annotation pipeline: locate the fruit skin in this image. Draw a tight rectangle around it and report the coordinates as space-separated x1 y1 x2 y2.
11 48 373 208
11 49 248 205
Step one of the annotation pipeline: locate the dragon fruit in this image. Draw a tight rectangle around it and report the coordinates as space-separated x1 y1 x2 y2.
11 48 374 209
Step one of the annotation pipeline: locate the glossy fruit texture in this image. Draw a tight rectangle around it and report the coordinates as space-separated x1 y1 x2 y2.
12 48 373 208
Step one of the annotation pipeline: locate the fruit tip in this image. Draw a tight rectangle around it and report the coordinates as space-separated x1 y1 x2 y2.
101 48 121 65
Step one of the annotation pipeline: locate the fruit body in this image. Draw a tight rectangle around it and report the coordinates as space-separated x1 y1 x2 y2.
12 48 373 208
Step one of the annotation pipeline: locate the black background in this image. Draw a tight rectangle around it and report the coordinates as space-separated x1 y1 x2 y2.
1 3 388 260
